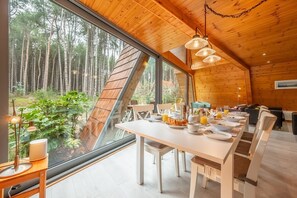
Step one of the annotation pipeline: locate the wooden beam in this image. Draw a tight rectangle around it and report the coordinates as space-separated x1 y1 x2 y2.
162 51 194 75
244 70 253 104
150 0 250 71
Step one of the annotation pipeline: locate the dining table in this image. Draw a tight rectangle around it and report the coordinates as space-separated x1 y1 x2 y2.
115 118 246 198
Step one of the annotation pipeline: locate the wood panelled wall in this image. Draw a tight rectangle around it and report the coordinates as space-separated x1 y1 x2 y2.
194 65 248 108
251 61 297 111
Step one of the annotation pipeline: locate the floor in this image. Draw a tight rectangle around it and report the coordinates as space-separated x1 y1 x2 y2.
32 128 297 198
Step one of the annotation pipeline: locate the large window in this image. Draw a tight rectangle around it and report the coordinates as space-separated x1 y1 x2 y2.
8 0 134 168
132 58 156 105
162 61 187 104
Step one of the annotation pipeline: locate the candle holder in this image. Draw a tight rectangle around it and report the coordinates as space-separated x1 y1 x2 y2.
0 100 37 178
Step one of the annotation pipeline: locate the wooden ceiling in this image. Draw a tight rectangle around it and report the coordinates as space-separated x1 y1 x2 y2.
78 0 297 69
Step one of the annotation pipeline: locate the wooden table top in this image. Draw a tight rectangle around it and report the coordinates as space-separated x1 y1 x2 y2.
116 120 244 164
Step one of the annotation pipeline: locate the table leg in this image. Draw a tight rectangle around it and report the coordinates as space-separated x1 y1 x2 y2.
1 188 3 198
39 170 47 198
136 135 144 185
221 152 234 198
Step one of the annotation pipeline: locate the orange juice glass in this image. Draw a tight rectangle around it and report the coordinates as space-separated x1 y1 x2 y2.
162 114 168 122
200 116 208 125
224 109 229 115
216 112 222 119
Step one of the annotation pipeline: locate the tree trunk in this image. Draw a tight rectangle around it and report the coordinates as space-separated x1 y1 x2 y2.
42 23 54 90
58 44 64 95
50 53 57 89
37 49 42 90
23 33 31 95
32 55 36 92
83 25 89 93
20 34 25 84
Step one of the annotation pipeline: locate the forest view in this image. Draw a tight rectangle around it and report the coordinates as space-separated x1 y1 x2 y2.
8 0 185 166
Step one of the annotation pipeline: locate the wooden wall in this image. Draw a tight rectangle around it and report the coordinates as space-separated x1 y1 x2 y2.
194 65 248 108
251 61 297 111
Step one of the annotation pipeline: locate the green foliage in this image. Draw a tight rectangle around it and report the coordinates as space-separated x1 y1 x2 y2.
17 91 91 156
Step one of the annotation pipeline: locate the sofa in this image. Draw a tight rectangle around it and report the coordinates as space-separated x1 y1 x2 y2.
245 105 283 129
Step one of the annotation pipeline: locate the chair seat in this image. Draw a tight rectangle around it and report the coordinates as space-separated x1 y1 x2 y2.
235 141 251 156
145 139 168 149
241 131 254 141
191 155 250 182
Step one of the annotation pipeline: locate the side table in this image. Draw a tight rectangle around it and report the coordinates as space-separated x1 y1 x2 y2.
0 157 48 198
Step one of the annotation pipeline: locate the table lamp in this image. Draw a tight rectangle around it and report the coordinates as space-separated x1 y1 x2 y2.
0 100 37 177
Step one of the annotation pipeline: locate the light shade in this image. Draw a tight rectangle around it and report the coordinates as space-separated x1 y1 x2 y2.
203 55 222 63
195 47 216 57
185 35 208 50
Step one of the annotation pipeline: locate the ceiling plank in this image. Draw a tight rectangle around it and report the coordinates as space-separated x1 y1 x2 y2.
147 0 250 71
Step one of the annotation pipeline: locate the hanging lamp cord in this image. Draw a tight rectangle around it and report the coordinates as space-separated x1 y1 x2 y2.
205 0 268 18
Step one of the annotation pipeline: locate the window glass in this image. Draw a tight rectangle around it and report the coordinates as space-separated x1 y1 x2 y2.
8 0 136 167
132 57 156 105
162 62 187 104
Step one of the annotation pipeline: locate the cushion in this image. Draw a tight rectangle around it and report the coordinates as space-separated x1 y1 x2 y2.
235 141 251 156
241 132 254 141
191 155 251 182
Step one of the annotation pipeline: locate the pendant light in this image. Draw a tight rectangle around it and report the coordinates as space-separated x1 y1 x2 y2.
203 54 221 63
199 1 221 63
195 47 215 57
185 27 208 50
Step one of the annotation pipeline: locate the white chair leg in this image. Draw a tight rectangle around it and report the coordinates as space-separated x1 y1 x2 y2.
181 151 187 172
189 162 198 198
244 182 256 198
201 175 208 188
174 149 180 177
156 153 162 193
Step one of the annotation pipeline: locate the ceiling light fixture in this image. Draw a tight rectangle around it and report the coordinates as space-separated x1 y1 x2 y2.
185 27 208 50
203 54 221 63
200 1 221 63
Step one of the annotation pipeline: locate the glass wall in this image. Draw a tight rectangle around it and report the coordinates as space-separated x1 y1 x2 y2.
162 61 187 104
8 0 133 167
132 58 156 105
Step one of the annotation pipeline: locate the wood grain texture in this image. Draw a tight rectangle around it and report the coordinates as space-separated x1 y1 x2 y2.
194 64 248 108
250 61 297 111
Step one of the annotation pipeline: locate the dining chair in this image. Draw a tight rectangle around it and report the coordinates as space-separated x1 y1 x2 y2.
156 103 188 172
156 103 172 114
241 106 269 142
236 108 270 158
132 104 180 193
189 111 276 198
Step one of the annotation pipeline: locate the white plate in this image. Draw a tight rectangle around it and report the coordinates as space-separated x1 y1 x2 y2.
224 116 245 122
229 112 248 116
146 118 162 122
168 125 187 129
218 120 241 127
150 115 162 120
210 124 231 131
206 133 232 141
